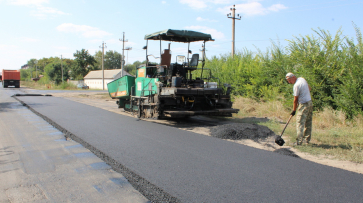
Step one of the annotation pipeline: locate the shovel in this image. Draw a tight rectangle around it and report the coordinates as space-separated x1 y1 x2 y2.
275 114 293 146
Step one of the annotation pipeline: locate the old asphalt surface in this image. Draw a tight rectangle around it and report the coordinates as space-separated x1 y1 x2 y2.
3 87 363 202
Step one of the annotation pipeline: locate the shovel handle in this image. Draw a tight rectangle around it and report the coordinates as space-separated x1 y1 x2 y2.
280 114 293 137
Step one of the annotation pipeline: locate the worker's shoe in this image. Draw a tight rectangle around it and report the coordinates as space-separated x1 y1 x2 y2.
293 142 302 146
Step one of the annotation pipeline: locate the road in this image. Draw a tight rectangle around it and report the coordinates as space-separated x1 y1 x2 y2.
0 87 148 203
2 87 363 202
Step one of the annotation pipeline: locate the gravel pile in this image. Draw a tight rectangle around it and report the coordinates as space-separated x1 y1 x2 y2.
210 123 275 140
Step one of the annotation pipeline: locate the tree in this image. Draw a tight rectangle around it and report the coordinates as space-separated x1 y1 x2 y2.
124 60 146 76
105 50 122 69
45 62 69 85
94 50 122 70
27 58 37 69
20 69 30 81
71 49 97 79
26 58 38 78
94 51 102 70
36 57 52 74
62 58 75 71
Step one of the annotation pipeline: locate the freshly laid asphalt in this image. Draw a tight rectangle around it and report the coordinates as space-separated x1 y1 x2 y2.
16 95 363 202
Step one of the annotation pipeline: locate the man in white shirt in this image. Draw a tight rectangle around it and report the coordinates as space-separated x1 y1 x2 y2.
286 72 313 145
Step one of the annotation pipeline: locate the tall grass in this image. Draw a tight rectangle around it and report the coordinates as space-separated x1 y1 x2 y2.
22 79 77 90
297 108 363 163
232 97 287 119
201 25 363 119
205 25 363 163
232 97 363 163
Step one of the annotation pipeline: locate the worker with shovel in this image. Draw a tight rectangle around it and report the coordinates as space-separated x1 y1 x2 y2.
286 72 313 145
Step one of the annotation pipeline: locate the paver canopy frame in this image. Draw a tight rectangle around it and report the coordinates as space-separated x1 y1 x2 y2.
144 29 214 42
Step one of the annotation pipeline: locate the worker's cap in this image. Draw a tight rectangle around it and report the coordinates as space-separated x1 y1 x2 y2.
285 72 295 79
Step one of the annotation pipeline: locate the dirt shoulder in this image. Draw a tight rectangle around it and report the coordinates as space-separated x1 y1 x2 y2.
51 91 363 174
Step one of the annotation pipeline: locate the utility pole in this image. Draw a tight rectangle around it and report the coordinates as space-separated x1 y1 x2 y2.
124 47 132 65
119 32 128 77
35 60 38 78
100 42 107 90
227 5 241 58
61 55 63 82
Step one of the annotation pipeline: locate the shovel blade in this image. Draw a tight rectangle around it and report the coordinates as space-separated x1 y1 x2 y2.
275 136 285 146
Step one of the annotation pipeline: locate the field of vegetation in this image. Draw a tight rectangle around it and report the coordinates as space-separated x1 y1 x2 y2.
21 25 363 163
22 80 78 90
201 26 363 163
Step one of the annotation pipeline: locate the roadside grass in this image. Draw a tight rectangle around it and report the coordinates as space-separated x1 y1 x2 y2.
22 81 110 99
232 97 363 163
22 81 79 90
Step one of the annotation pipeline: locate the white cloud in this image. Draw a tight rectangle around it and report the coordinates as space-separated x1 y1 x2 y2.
185 25 225 40
179 0 237 9
211 0 235 5
196 17 217 22
179 0 208 9
57 23 113 38
36 5 68 15
30 5 70 18
217 1 287 17
268 4 287 12
161 1 166 4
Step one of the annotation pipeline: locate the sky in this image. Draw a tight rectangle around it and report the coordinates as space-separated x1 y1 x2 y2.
0 0 362 71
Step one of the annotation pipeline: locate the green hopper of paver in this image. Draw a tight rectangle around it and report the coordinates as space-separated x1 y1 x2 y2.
107 75 135 100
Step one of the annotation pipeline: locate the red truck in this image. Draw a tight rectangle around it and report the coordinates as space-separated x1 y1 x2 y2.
2 69 20 88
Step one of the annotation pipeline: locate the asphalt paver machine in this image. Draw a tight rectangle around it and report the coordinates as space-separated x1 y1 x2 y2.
108 29 239 118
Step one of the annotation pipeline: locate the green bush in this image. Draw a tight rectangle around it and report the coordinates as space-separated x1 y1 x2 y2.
202 24 363 119
58 82 76 89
